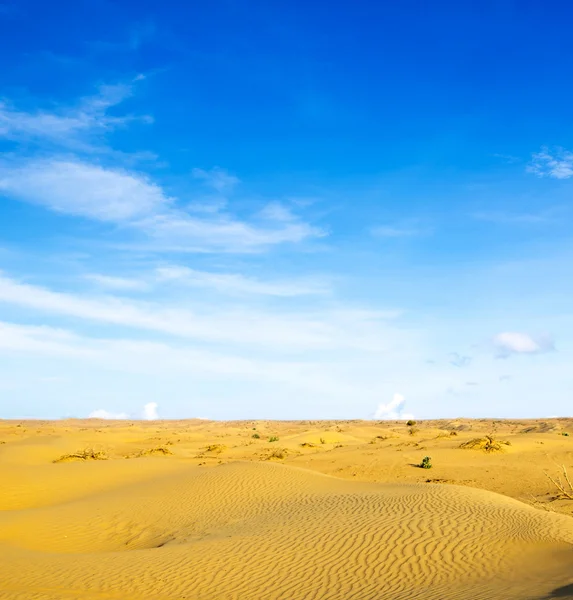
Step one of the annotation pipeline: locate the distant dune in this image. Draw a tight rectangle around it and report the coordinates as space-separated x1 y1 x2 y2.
1 418 572 599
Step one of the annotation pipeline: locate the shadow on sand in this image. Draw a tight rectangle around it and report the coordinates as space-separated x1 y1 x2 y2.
540 582 573 599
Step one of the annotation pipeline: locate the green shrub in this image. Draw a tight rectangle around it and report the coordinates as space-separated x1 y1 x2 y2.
406 420 416 427
419 456 432 469
252 433 260 439
268 436 279 442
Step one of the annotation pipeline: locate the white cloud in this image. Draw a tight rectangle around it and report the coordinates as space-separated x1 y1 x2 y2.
374 393 413 420
0 82 144 149
138 208 324 252
371 225 424 238
0 273 393 350
192 167 239 193
493 332 554 357
0 159 169 221
88 409 129 419
527 147 573 179
0 157 323 252
143 402 158 420
84 274 148 291
154 265 329 296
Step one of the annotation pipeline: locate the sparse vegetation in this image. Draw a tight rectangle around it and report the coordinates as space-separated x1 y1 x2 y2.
205 444 226 454
268 436 279 442
459 435 511 453
320 437 326 444
449 430 458 436
252 433 260 439
408 426 419 436
560 432 570 437
419 456 432 469
53 448 108 463
300 442 316 448
544 465 573 500
406 420 416 427
136 446 172 457
266 448 287 460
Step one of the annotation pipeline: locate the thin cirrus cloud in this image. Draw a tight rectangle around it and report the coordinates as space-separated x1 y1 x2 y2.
154 265 330 296
0 272 395 351
85 266 330 296
0 157 324 252
527 146 573 179
0 82 148 150
192 166 240 193
0 83 323 253
0 159 169 221
370 224 427 238
493 332 554 358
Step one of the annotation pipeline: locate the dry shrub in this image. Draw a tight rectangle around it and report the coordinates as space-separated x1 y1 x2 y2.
205 444 226 454
545 465 573 500
265 448 288 460
459 435 511 453
137 446 173 457
53 447 108 463
300 442 316 448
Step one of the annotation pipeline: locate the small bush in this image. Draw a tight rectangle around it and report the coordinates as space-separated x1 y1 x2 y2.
268 436 279 443
320 437 326 444
205 444 226 454
53 448 108 463
408 426 419 436
252 433 260 439
560 432 570 437
449 431 458 436
300 442 316 448
419 456 432 469
459 435 510 453
266 448 287 460
406 420 416 427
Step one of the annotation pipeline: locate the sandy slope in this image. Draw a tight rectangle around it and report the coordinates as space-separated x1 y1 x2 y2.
1 419 572 599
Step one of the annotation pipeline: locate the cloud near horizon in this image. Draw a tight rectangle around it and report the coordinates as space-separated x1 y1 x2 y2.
374 394 414 421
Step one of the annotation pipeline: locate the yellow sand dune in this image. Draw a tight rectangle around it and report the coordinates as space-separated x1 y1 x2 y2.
1 419 573 599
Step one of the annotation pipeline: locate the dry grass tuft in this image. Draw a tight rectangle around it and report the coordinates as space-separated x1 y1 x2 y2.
459 435 511 453
300 442 316 448
53 448 108 463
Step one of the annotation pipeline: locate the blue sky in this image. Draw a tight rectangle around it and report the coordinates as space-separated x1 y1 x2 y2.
1 0 572 420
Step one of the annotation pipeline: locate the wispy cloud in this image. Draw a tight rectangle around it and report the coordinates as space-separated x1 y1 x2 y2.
527 146 573 179
471 211 552 224
84 274 149 291
492 153 521 164
0 157 324 252
449 352 472 368
0 82 148 151
0 272 395 351
0 159 169 221
493 332 554 358
370 224 427 238
192 167 239 193
155 266 330 296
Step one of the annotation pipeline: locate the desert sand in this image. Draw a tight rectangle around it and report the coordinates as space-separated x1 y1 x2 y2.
1 418 572 600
